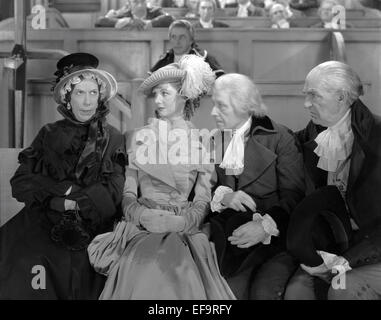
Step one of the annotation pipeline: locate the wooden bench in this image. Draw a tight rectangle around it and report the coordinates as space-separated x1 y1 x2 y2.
0 148 24 227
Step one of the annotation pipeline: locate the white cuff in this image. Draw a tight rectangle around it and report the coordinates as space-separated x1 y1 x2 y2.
252 213 279 245
115 17 131 29
211 186 233 213
65 186 72 196
317 250 352 272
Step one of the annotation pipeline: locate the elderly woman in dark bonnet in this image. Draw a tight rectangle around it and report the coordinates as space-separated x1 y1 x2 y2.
0 53 126 299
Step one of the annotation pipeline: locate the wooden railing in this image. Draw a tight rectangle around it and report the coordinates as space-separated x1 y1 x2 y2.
51 0 102 12
183 17 381 28
162 7 378 18
0 28 379 147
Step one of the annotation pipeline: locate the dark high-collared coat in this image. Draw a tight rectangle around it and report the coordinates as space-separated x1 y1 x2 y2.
150 43 225 78
210 115 305 277
0 111 126 299
296 99 381 268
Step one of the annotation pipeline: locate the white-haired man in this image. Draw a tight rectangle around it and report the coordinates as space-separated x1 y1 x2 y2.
269 3 293 28
285 61 381 300
311 0 350 29
208 73 305 299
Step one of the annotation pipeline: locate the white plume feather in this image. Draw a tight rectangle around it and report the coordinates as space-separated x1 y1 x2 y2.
178 55 216 100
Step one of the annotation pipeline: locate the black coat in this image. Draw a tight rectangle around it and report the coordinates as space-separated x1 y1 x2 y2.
0 116 126 299
296 100 381 268
224 2 266 16
150 43 225 77
210 116 305 277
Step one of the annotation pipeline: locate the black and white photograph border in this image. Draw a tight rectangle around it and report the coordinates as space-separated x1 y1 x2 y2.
0 0 380 309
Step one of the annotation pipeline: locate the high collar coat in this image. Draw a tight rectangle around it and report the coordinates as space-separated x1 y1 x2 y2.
296 99 381 268
214 115 305 238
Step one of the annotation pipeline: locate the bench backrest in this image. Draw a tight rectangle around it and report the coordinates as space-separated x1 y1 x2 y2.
0 148 24 227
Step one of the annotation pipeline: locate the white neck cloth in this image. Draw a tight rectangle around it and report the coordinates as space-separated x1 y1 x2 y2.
314 108 353 172
238 2 251 17
219 117 252 175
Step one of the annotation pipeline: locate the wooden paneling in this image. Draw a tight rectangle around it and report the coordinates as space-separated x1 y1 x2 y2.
0 28 379 147
251 39 330 81
78 40 151 79
51 0 101 12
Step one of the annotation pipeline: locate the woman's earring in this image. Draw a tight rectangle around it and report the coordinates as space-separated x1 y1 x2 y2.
67 102 71 110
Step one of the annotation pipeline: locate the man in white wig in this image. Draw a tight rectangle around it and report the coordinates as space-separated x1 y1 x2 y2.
208 73 305 299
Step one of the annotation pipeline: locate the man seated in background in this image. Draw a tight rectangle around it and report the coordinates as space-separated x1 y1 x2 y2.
224 0 266 17
150 20 225 76
95 0 174 29
311 0 351 29
185 0 201 17
266 0 304 17
269 3 296 27
193 0 229 27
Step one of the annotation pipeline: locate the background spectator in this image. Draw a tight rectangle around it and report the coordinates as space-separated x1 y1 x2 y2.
193 0 230 27
225 0 266 17
276 0 305 16
151 20 224 77
311 0 351 28
185 0 200 17
96 0 174 29
269 3 296 27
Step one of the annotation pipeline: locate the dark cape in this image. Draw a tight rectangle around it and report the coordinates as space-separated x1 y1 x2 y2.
0 105 126 299
150 43 225 78
209 115 305 278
